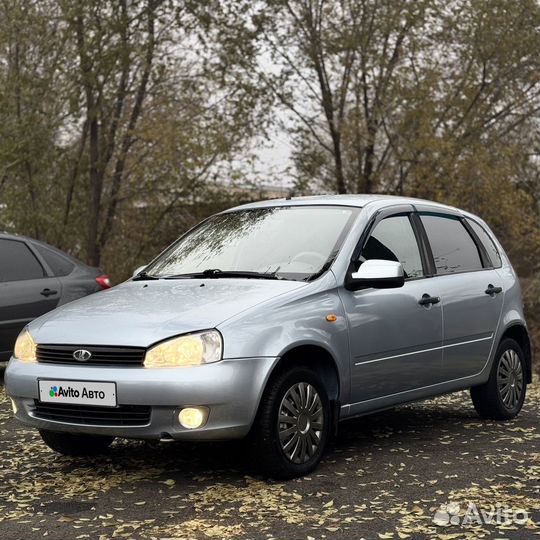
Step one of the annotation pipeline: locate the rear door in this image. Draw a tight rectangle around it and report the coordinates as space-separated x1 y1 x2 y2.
417 211 504 381
0 238 61 359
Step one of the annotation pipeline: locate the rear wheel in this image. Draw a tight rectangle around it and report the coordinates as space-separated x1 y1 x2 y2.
470 338 526 420
39 430 115 456
252 366 331 479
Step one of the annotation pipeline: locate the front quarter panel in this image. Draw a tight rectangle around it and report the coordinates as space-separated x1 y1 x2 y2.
217 272 351 405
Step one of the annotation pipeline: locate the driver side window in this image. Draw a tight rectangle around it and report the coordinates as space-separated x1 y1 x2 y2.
360 215 424 279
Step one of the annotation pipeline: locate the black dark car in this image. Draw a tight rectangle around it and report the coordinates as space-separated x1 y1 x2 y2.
0 233 111 361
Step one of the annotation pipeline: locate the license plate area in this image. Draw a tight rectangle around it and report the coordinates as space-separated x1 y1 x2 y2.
38 380 117 407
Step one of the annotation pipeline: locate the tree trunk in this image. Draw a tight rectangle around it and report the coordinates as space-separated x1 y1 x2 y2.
86 114 102 267
74 7 102 267
361 123 376 194
332 132 347 194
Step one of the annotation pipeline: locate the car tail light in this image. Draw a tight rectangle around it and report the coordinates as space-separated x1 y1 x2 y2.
96 275 112 289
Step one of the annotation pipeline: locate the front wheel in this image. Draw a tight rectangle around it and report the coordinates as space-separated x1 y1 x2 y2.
252 366 331 479
470 338 526 420
39 430 115 456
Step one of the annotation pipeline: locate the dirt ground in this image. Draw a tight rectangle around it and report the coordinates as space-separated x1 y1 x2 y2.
0 372 538 540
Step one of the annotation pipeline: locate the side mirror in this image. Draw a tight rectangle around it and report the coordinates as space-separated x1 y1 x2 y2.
346 259 405 290
132 265 147 278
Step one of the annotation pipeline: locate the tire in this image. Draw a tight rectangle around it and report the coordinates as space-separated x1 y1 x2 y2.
39 430 115 456
251 366 331 480
470 338 526 420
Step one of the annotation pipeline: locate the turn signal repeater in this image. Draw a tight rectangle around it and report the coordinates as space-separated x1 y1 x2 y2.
326 314 338 322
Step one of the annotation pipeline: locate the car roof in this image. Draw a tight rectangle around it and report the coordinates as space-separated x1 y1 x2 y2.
0 231 70 250
0 231 37 242
227 194 461 213
0 231 90 266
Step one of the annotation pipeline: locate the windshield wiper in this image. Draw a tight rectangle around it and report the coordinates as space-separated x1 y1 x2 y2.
163 269 286 280
132 271 159 281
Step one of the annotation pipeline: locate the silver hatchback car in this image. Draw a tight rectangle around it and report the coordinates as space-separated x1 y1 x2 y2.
5 195 531 478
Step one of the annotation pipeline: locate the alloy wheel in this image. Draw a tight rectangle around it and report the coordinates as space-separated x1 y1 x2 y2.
278 382 324 464
497 349 523 410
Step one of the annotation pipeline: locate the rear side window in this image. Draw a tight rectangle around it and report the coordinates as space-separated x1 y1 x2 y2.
465 218 502 268
34 244 75 276
420 214 482 274
0 239 45 281
361 215 424 278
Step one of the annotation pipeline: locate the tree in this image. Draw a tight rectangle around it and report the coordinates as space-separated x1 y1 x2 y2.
245 0 539 261
0 0 266 270
56 0 162 266
0 0 71 239
195 0 539 345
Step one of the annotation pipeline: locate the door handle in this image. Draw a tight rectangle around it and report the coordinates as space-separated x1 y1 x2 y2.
485 284 502 295
40 288 58 297
418 294 440 306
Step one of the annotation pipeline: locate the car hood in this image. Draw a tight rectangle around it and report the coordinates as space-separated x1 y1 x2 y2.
29 279 307 347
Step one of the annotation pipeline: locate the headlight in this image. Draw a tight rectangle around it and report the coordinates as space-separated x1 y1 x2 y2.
14 329 37 363
144 330 222 368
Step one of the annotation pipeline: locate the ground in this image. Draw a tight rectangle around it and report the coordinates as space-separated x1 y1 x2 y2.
0 371 538 540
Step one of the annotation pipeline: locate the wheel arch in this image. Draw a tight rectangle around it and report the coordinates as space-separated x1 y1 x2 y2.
251 343 342 436
270 344 341 401
500 323 532 384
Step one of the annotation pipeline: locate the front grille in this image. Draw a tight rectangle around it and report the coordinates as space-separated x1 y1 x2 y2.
36 344 146 366
32 401 151 426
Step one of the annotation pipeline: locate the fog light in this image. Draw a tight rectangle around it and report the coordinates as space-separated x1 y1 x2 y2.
10 399 18 415
178 407 207 429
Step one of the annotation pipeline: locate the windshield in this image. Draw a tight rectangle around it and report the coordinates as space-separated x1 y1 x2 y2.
144 206 358 281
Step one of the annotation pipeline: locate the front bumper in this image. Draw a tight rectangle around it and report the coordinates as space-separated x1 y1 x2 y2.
5 356 277 440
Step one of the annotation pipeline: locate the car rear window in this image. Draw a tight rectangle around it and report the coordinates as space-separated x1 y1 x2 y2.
465 218 502 268
34 244 75 276
420 214 483 275
0 239 45 281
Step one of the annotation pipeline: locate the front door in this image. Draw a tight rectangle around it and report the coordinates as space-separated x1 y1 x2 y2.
339 211 444 406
